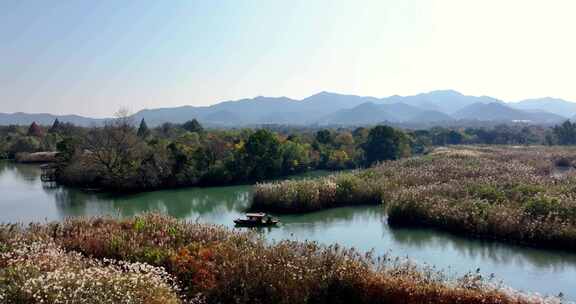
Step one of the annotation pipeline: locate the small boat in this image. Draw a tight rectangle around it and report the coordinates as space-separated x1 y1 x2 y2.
234 213 279 227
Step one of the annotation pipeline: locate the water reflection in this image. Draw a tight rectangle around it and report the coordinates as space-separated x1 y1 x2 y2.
47 184 251 221
388 225 576 272
277 206 385 237
0 161 38 184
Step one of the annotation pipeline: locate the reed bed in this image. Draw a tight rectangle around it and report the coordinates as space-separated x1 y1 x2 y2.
253 146 576 250
0 214 557 304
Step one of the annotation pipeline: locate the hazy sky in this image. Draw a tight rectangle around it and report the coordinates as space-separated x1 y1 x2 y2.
1 0 576 117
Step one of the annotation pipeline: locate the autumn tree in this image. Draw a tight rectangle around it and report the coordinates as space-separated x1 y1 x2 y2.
27 122 43 137
83 110 144 188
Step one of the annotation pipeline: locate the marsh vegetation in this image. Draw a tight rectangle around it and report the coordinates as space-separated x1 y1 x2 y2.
254 146 576 250
0 214 557 304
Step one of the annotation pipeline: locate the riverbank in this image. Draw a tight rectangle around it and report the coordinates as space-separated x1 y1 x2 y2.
253 146 576 251
0 214 556 304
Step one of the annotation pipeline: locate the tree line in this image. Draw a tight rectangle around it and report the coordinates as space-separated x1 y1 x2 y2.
3 117 576 191
12 115 409 191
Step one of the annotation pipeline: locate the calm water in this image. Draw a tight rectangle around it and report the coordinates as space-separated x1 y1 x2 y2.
1 161 576 300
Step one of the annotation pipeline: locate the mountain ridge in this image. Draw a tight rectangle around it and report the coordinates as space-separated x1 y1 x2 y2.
1 90 573 127
509 97 576 117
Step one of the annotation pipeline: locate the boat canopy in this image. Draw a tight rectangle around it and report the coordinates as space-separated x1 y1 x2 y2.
246 213 266 218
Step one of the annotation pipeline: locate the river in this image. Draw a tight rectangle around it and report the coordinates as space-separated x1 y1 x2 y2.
1 161 575 301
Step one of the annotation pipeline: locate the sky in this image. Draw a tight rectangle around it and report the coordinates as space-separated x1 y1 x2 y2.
1 0 576 117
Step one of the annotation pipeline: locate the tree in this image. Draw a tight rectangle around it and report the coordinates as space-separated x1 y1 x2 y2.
410 130 432 152
83 111 143 188
280 141 310 174
237 129 282 180
27 122 43 137
362 125 410 165
327 149 350 169
56 137 81 163
49 119 61 133
137 119 151 138
182 119 204 133
315 129 332 144
175 132 200 147
352 127 370 143
553 120 576 145
159 122 181 138
334 132 354 146
446 130 463 145
545 131 557 146
9 136 40 155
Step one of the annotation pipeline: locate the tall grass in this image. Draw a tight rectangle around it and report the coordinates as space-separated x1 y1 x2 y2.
253 146 576 250
0 214 556 303
253 172 382 213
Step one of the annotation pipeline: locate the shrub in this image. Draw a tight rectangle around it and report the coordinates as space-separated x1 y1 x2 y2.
554 157 572 167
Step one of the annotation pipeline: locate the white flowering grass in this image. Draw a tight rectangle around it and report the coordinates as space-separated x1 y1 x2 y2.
0 237 180 304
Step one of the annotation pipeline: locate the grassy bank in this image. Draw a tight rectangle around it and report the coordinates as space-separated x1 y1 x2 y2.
253 146 576 250
0 214 552 304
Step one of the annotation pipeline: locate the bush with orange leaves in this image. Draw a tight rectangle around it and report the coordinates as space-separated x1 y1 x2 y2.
168 245 217 292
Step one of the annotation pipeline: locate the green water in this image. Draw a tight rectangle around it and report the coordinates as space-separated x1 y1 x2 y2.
1 161 575 301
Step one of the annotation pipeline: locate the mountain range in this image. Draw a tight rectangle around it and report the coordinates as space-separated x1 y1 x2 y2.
1 90 575 127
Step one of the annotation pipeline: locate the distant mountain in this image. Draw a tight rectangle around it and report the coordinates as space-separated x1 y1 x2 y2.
381 90 502 114
409 110 454 123
131 106 203 127
322 102 453 125
131 92 382 126
134 90 500 126
320 103 395 125
453 102 565 123
202 110 243 125
0 112 104 126
510 97 576 118
299 91 380 112
1 90 572 127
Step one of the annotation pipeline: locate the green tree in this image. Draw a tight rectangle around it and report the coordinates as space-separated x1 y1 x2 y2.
239 129 282 180
553 120 576 145
56 137 81 163
280 141 310 174
182 119 204 133
362 125 410 165
315 129 332 144
158 123 182 138
447 130 463 145
137 119 151 138
49 119 61 133
9 136 40 155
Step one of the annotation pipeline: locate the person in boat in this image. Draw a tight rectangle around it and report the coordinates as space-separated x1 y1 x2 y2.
234 213 278 226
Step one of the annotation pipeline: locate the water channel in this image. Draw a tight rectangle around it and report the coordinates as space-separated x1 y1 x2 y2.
1 161 574 300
